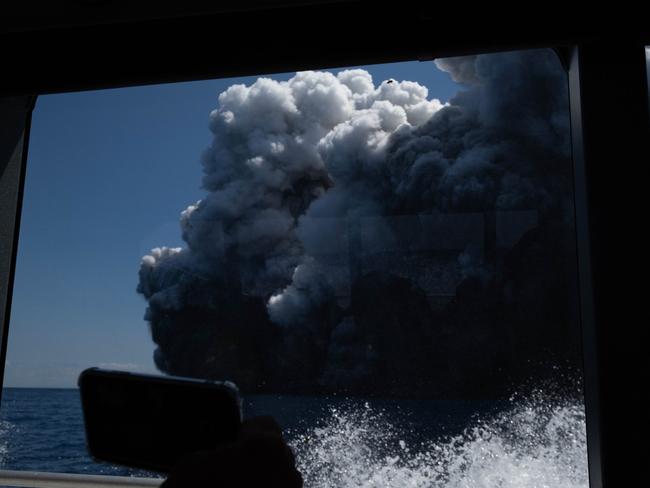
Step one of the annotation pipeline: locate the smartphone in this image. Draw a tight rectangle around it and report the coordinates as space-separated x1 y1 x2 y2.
78 367 242 473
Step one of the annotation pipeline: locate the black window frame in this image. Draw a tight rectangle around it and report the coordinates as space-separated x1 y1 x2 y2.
1 3 648 486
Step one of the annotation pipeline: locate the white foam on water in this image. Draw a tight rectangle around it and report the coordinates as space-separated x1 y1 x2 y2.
290 392 588 488
0 420 13 467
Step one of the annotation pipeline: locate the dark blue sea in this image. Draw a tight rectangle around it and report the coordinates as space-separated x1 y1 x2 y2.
0 388 589 487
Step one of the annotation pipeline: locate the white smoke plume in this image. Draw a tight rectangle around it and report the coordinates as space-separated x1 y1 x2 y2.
138 49 578 395
434 55 479 84
142 70 441 293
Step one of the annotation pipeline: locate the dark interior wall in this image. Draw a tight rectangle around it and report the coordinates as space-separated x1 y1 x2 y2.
568 42 649 488
2 1 648 97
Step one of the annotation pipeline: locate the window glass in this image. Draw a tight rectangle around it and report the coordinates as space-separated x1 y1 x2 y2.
0 50 588 487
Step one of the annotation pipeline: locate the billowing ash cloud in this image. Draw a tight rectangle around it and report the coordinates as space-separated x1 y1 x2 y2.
138 50 580 397
434 55 479 84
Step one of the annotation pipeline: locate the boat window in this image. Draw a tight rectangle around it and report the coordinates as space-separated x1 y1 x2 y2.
0 49 589 486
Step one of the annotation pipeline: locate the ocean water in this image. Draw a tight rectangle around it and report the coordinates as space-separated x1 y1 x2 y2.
0 388 589 487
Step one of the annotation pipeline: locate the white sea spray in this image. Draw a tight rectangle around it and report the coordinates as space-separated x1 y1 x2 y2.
0 420 14 467
290 393 588 488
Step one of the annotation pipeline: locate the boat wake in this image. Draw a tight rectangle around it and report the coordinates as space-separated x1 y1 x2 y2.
0 390 588 487
290 391 588 488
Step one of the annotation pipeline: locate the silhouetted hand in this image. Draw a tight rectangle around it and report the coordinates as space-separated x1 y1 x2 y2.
162 416 303 487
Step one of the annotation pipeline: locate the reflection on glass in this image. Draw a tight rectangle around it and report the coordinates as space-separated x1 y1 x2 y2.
2 49 588 486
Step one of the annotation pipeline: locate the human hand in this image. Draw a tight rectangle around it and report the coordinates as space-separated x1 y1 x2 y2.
162 416 302 487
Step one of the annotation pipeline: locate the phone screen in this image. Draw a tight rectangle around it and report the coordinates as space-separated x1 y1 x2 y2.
78 368 242 473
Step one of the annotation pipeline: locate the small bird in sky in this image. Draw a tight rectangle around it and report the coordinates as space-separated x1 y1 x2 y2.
386 79 394 84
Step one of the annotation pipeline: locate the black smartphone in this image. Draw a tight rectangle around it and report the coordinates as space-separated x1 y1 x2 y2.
78 367 242 473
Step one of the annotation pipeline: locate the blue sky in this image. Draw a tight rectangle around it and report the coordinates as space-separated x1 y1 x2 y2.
3 60 460 388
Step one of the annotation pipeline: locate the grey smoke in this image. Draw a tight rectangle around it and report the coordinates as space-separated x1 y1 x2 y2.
138 49 577 396
271 49 571 329
434 55 479 84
